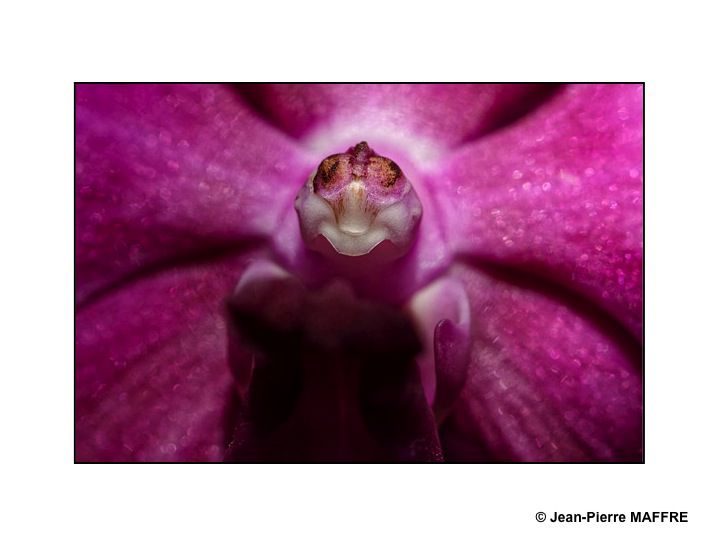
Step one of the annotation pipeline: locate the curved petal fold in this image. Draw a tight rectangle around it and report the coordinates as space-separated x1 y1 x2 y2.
407 277 470 415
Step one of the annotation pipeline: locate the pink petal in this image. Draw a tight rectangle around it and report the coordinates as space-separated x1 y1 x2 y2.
240 84 558 157
441 264 642 462
75 253 259 462
76 83 314 304
437 84 643 336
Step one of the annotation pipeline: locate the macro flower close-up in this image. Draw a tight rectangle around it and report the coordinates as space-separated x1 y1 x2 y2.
75 83 643 463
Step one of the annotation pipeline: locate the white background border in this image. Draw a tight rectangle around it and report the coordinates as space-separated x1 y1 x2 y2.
2 1 717 538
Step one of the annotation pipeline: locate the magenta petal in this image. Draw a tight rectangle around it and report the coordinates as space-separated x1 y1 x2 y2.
442 264 642 462
75 254 258 462
438 84 643 336
76 84 314 303
240 84 558 151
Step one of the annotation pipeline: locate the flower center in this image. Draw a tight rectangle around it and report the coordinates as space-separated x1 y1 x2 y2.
295 142 423 259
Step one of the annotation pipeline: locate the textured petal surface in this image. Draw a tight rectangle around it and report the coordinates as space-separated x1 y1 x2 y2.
75 253 258 462
441 263 642 462
437 84 643 336
240 84 559 160
76 83 314 304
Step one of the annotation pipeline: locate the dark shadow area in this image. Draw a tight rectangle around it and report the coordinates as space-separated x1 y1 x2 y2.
223 276 443 462
460 84 564 144
234 84 298 138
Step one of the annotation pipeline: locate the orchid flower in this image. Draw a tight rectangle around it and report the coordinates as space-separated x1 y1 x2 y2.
75 83 642 462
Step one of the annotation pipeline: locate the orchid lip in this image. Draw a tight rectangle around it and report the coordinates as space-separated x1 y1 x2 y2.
295 141 423 260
